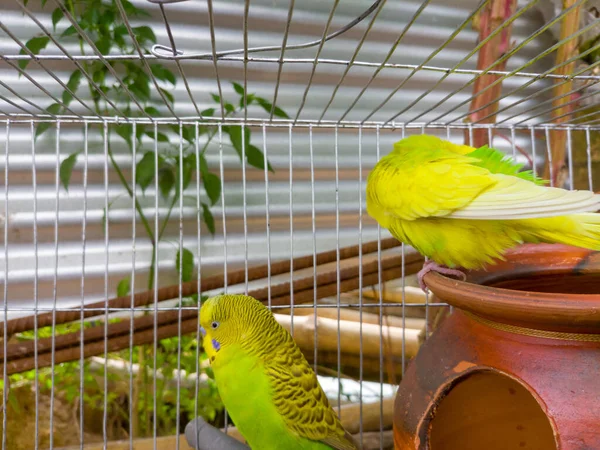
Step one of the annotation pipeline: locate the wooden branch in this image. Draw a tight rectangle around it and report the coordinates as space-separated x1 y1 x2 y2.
543 0 583 185
1 261 421 375
1 237 404 336
464 0 518 148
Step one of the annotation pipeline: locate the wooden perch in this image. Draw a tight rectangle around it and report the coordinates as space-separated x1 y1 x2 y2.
543 0 583 185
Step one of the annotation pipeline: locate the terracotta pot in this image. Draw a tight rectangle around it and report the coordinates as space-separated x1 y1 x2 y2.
393 244 600 450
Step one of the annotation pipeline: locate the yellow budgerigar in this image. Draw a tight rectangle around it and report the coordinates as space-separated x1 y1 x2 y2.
366 134 600 291
200 294 358 450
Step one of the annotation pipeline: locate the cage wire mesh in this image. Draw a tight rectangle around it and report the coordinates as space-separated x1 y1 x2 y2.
0 0 599 448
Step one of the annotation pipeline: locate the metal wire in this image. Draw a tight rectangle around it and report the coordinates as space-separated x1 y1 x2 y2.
339 0 434 123
293 0 341 122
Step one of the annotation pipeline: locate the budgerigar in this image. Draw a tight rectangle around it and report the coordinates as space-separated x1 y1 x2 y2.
200 294 358 450
366 134 600 291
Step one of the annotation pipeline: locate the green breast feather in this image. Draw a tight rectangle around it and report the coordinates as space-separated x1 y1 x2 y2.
466 145 546 185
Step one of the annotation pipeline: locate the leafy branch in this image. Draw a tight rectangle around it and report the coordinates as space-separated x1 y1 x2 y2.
22 0 289 438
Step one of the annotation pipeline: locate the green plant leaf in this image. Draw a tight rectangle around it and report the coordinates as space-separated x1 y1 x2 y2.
201 108 215 117
132 26 156 45
211 93 221 103
175 247 194 282
94 38 111 56
144 130 169 143
231 81 244 95
256 98 289 118
201 203 215 235
159 87 175 105
175 153 196 195
62 69 82 105
19 36 50 70
224 102 235 113
239 93 255 108
246 144 274 172
117 277 130 297
61 25 77 37
199 154 221 205
151 64 176 85
181 125 196 143
51 8 63 30
35 103 61 139
115 123 133 149
136 151 156 192
226 125 251 160
159 167 175 199
60 152 80 192
144 106 161 116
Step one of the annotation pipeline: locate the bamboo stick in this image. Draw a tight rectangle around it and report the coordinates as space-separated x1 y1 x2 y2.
276 306 426 331
359 285 428 304
275 314 421 360
464 0 518 148
543 0 583 185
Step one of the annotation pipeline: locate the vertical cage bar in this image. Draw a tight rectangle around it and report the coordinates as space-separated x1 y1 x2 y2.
219 124 229 432
530 127 537 177
375 124 384 446
193 121 203 448
334 126 342 415
288 124 294 336
242 124 249 294
585 128 593 190
153 121 160 450
309 124 318 372
262 126 272 310
102 121 110 450
219 124 228 293
2 120 10 450
32 120 39 450
49 121 61 450
567 128 574 190
129 122 137 450
79 122 89 450
357 125 364 448
175 122 184 450
545 126 554 187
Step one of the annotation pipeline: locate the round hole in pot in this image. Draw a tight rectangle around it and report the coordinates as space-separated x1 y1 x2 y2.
428 370 557 450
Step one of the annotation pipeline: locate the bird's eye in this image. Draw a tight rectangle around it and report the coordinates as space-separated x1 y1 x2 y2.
211 321 219 329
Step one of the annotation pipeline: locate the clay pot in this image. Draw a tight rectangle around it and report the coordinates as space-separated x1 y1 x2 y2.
393 244 600 450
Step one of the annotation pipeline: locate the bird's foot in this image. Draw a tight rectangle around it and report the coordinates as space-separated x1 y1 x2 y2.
417 261 467 292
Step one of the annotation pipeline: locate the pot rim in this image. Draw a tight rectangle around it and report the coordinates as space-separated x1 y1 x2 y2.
424 244 600 334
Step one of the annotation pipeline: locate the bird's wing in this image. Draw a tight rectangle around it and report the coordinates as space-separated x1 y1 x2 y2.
266 342 358 450
448 173 600 220
366 149 495 222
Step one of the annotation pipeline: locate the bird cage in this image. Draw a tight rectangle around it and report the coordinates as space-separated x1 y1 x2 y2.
0 0 599 449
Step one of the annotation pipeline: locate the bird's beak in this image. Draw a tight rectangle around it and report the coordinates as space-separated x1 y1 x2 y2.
200 326 206 337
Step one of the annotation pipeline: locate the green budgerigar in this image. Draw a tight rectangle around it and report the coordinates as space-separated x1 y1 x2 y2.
200 294 359 450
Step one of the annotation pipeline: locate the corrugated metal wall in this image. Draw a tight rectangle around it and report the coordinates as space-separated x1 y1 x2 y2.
0 0 555 318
